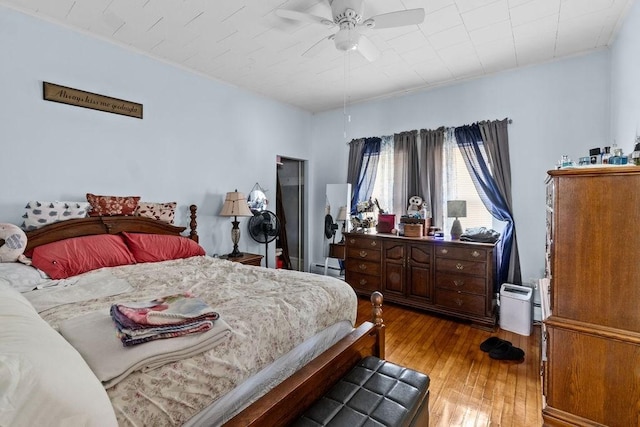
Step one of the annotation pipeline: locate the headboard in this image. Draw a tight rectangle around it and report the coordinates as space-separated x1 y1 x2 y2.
25 204 199 252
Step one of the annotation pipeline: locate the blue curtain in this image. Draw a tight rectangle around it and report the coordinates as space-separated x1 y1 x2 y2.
454 124 516 290
351 137 381 214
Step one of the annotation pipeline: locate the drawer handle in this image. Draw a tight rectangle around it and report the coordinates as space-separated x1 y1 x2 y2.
349 238 355 244
440 248 448 254
358 264 368 271
359 279 367 286
471 250 480 258
456 263 464 270
370 241 377 247
454 298 464 306
453 280 464 287
359 251 368 258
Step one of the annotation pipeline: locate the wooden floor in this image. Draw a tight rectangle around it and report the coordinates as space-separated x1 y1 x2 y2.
356 297 543 427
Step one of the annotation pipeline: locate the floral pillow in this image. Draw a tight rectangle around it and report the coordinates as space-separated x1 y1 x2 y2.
135 202 176 224
86 193 140 217
21 201 90 231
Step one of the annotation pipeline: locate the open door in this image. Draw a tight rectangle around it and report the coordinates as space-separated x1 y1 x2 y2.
276 156 305 271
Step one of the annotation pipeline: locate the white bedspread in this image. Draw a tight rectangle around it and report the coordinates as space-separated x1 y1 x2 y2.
38 256 357 426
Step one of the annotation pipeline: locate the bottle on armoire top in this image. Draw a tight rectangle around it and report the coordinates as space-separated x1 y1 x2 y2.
602 146 611 164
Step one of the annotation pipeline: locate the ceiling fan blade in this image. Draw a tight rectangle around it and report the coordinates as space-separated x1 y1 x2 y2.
356 34 380 62
362 8 425 29
302 34 335 57
275 9 335 27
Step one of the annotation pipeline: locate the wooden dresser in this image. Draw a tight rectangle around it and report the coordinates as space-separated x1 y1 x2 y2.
543 167 640 426
344 233 496 328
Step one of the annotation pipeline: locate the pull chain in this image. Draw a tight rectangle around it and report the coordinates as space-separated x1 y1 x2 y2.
343 48 351 141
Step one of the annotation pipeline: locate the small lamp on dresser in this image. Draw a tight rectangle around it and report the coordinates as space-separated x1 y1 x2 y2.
447 200 467 240
219 190 254 257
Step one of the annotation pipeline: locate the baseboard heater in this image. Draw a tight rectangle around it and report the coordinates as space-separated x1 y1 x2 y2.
310 262 341 277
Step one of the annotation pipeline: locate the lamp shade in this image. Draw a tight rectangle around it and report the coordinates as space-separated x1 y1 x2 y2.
219 191 253 217
337 206 348 221
447 200 467 218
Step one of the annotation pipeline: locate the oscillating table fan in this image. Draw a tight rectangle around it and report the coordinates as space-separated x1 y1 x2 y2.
247 211 281 268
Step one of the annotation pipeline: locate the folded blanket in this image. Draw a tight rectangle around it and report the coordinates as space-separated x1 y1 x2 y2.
110 303 219 332
59 310 232 389
460 227 501 243
110 305 220 346
114 293 217 326
118 321 214 346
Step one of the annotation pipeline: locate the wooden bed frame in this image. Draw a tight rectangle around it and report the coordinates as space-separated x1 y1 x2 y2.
23 204 386 426
25 204 200 252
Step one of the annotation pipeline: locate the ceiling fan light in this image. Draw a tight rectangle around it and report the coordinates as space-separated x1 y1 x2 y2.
334 29 360 51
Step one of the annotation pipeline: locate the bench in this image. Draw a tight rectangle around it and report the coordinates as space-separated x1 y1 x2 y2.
291 356 430 427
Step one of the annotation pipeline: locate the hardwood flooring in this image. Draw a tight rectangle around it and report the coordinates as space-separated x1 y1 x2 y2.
356 297 543 427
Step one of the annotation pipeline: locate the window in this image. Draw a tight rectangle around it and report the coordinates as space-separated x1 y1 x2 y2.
368 132 493 234
370 136 394 213
442 130 493 233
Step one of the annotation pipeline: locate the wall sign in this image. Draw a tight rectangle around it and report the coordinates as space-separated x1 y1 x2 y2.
43 82 143 119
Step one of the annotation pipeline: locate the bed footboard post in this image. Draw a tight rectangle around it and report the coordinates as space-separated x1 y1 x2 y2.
189 204 199 243
371 291 385 359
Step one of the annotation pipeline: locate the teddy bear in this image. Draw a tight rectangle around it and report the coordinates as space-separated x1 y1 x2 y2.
0 223 27 263
407 195 423 218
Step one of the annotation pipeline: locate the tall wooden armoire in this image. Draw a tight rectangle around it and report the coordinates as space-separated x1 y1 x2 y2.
543 167 640 426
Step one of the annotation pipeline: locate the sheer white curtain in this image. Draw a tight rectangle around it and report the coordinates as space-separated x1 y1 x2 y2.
442 128 492 234
371 135 394 213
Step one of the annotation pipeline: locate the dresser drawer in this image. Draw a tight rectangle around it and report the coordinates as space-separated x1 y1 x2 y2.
346 236 381 250
435 289 486 317
435 273 486 295
346 271 381 293
346 247 381 262
434 245 487 261
435 258 486 276
345 259 381 276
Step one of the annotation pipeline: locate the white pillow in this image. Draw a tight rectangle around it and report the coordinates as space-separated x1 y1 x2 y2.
0 263 49 292
21 201 90 231
0 283 118 427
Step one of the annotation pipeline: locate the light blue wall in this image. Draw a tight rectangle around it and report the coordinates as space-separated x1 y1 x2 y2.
611 0 640 149
310 52 611 283
2 2 638 283
0 5 312 261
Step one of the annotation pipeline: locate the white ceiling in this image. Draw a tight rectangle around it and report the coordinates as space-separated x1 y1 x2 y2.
1 0 634 112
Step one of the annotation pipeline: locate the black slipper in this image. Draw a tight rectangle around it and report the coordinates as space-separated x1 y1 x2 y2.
489 343 525 361
480 337 511 352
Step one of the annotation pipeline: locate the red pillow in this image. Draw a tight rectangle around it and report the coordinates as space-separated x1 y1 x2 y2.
31 235 136 279
121 232 205 263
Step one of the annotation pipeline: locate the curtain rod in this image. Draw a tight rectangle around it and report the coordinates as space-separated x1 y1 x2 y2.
346 118 512 144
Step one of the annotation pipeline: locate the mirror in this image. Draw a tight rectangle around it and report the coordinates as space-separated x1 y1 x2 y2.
248 183 268 213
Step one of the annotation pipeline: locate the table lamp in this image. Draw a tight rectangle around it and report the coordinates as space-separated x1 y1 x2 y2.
219 190 253 257
447 200 467 240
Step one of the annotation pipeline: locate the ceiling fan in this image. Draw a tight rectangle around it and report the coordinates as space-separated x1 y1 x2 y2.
276 0 425 62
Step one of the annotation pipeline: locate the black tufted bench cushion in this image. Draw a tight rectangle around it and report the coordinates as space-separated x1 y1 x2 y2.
291 356 430 427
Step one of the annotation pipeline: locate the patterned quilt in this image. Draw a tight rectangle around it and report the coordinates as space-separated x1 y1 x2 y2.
38 256 357 426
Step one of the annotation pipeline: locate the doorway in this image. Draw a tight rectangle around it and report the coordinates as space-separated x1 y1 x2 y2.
276 156 305 271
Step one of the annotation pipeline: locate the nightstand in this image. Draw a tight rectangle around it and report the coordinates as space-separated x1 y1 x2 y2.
324 243 346 275
220 252 263 266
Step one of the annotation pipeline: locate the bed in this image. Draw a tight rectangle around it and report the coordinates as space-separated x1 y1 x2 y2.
0 205 384 427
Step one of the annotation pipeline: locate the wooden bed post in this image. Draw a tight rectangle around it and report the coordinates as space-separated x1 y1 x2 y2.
371 291 385 359
189 204 199 243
